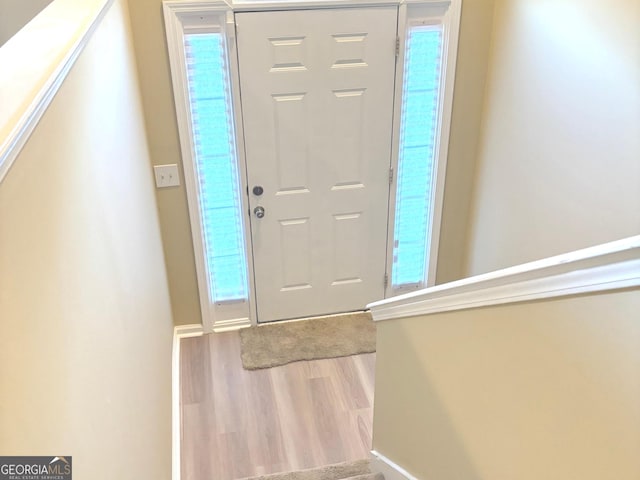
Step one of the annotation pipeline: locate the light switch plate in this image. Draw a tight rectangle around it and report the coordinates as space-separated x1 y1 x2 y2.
154 164 180 188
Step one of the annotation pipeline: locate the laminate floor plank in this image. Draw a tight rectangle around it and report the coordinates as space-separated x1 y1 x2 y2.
333 356 371 410
209 332 248 434
246 367 287 470
181 402 215 480
353 355 375 407
180 331 376 480
270 365 320 470
181 336 212 405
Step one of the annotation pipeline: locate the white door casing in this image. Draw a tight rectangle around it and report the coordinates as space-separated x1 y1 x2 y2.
236 7 398 322
163 0 462 330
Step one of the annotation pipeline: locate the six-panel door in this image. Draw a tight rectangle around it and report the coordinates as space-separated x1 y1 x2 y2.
236 7 398 322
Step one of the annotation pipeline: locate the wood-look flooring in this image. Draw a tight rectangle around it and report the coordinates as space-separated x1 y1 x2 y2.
180 330 376 480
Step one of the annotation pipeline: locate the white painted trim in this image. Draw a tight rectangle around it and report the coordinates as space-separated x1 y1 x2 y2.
212 317 251 332
167 0 452 10
370 450 418 480
166 0 460 325
227 11 259 328
175 323 205 338
171 330 181 480
163 0 231 14
163 1 255 332
425 0 461 288
383 2 408 299
163 1 220 334
369 235 640 321
232 0 398 10
0 0 114 183
172 325 204 480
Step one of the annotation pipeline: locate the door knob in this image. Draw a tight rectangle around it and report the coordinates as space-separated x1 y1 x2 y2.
252 185 264 196
254 206 265 218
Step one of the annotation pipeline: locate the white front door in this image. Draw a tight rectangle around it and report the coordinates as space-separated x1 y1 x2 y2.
236 7 398 322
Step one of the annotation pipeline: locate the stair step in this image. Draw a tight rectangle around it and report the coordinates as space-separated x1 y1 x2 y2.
238 459 383 480
343 474 385 480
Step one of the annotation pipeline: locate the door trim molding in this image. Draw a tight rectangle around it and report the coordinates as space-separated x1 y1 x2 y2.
232 0 398 10
163 0 462 329
424 0 462 288
163 1 256 332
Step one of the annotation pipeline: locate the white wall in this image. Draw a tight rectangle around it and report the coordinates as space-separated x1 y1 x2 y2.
0 0 174 478
0 0 53 45
465 0 640 275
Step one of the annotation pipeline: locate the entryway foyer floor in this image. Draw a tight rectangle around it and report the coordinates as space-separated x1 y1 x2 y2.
180 330 376 480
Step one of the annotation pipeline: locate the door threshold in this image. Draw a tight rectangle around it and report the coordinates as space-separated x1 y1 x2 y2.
257 309 369 325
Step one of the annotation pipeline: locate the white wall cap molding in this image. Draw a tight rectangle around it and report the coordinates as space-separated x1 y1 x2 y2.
0 0 113 183
368 235 640 321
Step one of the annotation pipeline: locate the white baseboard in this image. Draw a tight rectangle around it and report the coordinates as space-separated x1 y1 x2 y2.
175 323 204 338
370 450 418 480
212 318 251 332
172 330 181 480
172 324 203 480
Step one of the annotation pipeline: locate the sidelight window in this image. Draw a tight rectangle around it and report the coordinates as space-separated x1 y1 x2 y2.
392 23 444 290
184 31 249 303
